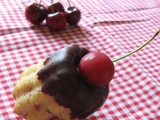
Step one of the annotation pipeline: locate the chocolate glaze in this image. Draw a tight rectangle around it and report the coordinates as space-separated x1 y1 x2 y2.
37 45 109 119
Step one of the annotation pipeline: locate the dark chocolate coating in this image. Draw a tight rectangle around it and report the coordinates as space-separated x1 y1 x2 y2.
37 45 109 119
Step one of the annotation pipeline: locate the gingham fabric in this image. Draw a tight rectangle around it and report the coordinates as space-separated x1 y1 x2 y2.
0 0 160 120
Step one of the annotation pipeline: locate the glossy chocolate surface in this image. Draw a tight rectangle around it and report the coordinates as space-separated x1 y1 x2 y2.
37 45 109 119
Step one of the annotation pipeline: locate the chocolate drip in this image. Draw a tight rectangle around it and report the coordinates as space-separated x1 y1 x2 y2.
37 45 109 119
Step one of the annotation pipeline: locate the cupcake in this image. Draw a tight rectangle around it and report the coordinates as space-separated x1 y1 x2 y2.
13 45 113 120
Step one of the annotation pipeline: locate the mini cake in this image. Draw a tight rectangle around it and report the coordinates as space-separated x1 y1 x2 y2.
13 45 112 120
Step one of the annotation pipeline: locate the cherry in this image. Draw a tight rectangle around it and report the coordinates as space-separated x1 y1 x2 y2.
47 1 65 14
65 0 81 25
46 12 67 31
25 3 47 25
79 52 115 88
65 7 81 25
79 28 160 88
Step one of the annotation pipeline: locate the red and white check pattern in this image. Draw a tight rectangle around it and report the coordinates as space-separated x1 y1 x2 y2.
1 0 160 119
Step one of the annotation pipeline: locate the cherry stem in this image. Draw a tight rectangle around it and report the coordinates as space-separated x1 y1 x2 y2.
113 28 160 63
51 0 54 13
66 0 72 7
38 0 42 8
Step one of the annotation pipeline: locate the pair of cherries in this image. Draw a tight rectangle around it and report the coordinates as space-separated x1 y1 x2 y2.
25 1 81 31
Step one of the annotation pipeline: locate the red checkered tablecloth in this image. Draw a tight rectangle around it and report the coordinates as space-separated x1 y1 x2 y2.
0 0 160 120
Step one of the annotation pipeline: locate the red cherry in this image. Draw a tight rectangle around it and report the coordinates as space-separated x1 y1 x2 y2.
79 52 115 88
65 7 81 25
25 3 47 25
46 12 67 31
47 2 65 14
